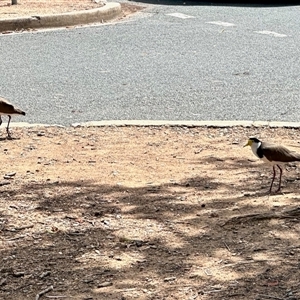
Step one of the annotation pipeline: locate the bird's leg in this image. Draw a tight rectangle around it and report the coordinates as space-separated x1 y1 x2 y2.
275 165 283 193
6 115 11 139
269 165 276 193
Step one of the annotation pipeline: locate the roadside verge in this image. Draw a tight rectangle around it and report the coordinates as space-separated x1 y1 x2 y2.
0 2 121 32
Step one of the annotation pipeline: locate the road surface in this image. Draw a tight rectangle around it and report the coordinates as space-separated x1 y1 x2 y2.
0 1 299 125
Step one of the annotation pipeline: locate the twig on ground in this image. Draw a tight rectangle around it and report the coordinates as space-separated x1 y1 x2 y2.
221 207 300 226
219 260 268 269
5 234 26 241
45 296 67 299
283 206 300 217
5 224 34 232
257 294 283 300
223 241 230 251
13 271 25 277
16 224 34 230
35 285 53 300
119 288 137 292
40 271 51 279
203 289 222 294
66 232 85 236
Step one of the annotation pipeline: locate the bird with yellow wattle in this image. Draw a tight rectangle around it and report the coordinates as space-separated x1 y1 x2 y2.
244 137 300 193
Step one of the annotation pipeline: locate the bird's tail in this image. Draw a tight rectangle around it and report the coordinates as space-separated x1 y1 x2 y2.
15 109 25 116
292 153 300 161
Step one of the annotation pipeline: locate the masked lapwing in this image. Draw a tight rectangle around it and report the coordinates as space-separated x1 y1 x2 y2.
0 97 26 138
244 137 300 193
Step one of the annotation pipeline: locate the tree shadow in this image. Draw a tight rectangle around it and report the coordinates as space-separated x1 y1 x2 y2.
1 173 300 299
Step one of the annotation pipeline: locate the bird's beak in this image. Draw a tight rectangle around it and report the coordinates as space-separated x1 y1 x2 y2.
243 140 251 147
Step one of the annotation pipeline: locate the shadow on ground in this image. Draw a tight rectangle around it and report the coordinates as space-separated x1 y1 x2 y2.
1 126 300 299
1 172 299 299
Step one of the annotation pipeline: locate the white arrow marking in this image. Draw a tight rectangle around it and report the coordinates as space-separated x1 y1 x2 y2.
255 30 287 37
206 21 235 27
166 13 195 19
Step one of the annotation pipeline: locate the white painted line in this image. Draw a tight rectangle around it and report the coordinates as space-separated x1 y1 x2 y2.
166 13 195 19
255 30 287 37
206 21 235 27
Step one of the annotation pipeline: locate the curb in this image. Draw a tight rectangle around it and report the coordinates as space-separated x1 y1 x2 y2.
0 3 121 33
6 120 300 128
74 120 300 128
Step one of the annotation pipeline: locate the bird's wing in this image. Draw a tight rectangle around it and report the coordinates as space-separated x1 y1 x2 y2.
0 97 11 105
262 142 300 162
0 97 22 114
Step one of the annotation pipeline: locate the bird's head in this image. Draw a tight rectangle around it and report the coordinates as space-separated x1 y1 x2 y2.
244 137 261 147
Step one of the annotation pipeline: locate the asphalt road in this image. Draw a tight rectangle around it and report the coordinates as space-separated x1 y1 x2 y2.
0 1 300 125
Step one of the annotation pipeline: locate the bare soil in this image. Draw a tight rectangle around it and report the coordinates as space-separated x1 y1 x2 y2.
0 125 300 300
0 0 143 20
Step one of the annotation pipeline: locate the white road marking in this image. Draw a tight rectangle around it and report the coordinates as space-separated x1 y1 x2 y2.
166 13 195 19
255 30 287 37
206 21 235 27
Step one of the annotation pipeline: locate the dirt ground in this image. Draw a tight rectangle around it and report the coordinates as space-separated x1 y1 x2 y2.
0 125 300 300
0 0 143 21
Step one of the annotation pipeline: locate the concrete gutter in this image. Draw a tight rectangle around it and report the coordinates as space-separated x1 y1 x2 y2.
0 2 121 32
6 120 300 128
71 120 300 128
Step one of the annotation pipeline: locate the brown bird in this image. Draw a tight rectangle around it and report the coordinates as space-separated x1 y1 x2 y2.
0 97 26 138
244 137 300 193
